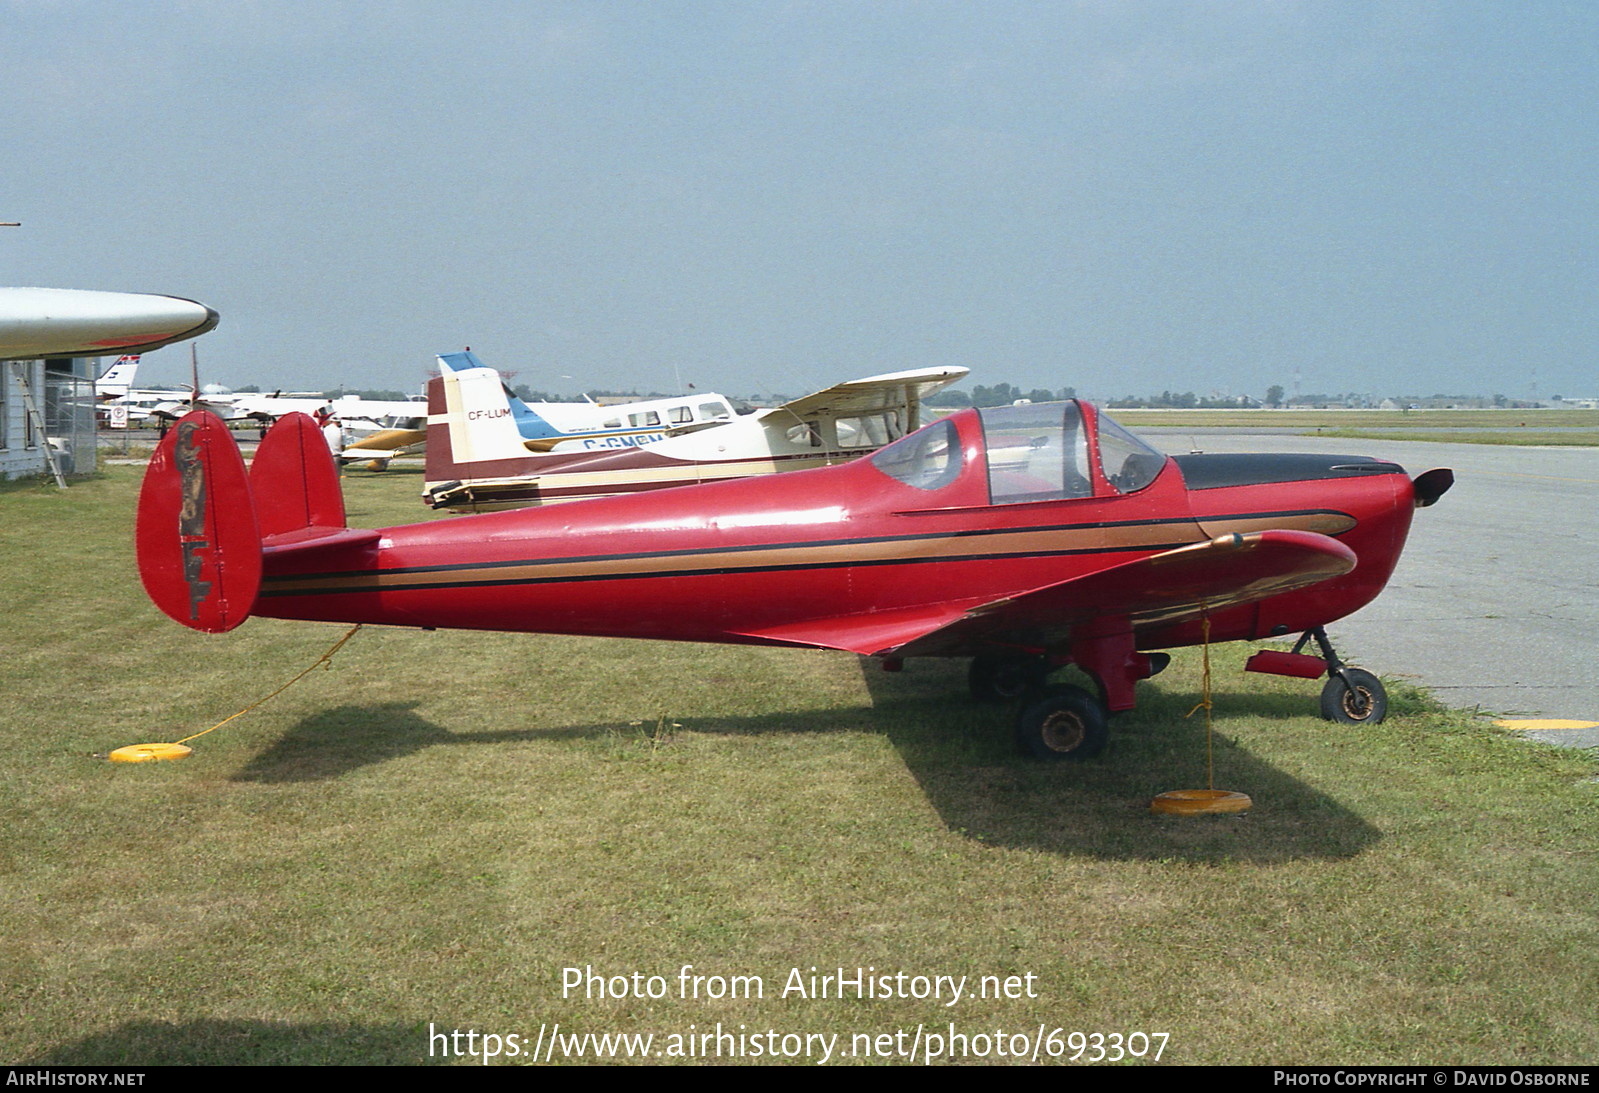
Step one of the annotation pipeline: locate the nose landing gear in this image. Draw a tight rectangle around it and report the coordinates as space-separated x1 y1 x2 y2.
1320 666 1387 724
1247 626 1389 724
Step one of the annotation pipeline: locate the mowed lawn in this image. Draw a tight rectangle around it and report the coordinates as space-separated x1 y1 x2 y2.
2 466 1595 1065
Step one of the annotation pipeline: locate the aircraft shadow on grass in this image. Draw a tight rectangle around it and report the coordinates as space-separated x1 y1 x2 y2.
231 662 1377 863
29 1019 435 1066
228 702 589 784
850 657 1380 863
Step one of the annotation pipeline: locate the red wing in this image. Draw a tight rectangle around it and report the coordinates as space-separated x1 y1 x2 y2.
733 530 1356 658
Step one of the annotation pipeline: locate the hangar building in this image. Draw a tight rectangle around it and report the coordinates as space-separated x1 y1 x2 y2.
1 357 98 480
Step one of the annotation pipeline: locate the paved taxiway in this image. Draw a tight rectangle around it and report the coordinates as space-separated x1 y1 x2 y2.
1152 430 1599 745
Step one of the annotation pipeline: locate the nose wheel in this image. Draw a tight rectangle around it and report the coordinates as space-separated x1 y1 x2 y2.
1320 667 1387 724
1297 627 1389 725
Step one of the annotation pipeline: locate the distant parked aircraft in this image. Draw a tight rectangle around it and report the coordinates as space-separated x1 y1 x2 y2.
423 360 970 510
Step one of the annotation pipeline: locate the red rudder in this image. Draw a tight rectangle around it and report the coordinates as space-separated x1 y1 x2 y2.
250 412 347 537
136 411 262 632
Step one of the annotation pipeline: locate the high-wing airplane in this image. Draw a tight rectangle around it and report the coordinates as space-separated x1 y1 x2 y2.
423 360 970 510
109 382 237 425
335 350 748 471
0 288 217 360
113 388 430 449
435 349 741 451
136 399 1451 759
230 393 432 465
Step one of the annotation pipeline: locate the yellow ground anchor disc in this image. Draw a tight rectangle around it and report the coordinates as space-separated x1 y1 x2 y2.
105 625 363 766
1151 789 1253 815
1151 614 1252 816
109 743 194 763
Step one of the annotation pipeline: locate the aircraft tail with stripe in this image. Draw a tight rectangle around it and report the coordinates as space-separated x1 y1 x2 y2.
432 351 557 461
95 355 141 400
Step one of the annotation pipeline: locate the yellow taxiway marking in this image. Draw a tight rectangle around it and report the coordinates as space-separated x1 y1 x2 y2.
1495 719 1599 731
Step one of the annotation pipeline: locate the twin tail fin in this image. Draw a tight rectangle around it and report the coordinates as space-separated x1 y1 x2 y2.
136 410 370 633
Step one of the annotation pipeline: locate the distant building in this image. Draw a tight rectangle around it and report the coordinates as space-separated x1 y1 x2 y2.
0 357 99 480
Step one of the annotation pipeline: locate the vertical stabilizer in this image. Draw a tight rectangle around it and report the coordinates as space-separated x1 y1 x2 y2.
441 364 552 462
136 411 262 632
96 355 141 399
251 412 348 537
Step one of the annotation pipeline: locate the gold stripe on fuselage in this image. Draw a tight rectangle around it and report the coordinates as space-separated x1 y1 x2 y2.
259 508 1351 598
1198 511 1356 537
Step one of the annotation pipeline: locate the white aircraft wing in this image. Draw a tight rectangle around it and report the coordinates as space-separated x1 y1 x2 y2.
768 366 969 422
0 288 217 360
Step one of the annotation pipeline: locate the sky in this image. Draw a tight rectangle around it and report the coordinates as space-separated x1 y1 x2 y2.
3 1 1594 401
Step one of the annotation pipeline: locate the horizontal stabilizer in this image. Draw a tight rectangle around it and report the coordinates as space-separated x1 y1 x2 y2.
261 526 381 557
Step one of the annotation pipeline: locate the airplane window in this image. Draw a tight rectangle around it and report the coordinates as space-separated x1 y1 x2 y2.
980 402 1092 504
670 406 692 425
870 419 961 491
629 411 661 427
836 413 896 449
786 422 822 447
1097 413 1166 493
699 401 731 421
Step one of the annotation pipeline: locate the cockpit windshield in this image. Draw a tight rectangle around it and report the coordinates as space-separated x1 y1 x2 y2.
871 402 1168 501
1096 412 1166 494
869 417 961 491
979 402 1093 503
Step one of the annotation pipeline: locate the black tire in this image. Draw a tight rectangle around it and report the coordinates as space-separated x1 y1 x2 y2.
1320 668 1387 724
1014 685 1110 761
968 652 1047 703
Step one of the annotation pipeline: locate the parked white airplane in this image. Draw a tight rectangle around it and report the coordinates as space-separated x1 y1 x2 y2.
339 351 743 469
0 288 217 361
423 362 969 510
227 391 423 424
105 384 424 441
440 350 738 450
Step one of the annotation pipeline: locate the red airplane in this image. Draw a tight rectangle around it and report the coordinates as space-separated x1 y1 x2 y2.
137 400 1451 760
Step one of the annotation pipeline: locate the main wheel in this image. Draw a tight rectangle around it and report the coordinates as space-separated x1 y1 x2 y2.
1320 668 1387 724
1014 685 1109 761
968 652 1047 703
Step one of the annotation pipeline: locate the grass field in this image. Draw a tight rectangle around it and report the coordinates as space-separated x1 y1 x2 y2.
2 468 1596 1065
1110 408 1599 446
